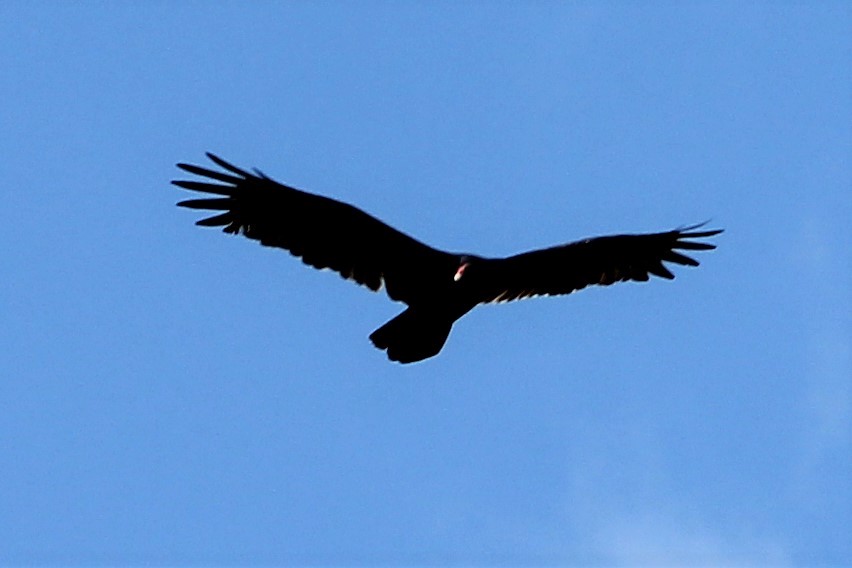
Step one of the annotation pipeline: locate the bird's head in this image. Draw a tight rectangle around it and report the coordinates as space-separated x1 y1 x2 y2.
453 255 477 283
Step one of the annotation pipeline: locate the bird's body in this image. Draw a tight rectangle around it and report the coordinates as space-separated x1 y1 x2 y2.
174 153 722 363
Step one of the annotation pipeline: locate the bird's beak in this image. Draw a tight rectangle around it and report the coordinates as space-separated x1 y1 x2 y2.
454 262 469 282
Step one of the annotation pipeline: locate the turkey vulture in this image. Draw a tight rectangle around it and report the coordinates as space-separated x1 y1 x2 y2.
174 153 722 363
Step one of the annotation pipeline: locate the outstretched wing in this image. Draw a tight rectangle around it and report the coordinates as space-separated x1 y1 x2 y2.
480 224 722 303
173 153 457 305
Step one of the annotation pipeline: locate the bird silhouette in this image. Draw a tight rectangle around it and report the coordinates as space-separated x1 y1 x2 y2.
174 153 722 363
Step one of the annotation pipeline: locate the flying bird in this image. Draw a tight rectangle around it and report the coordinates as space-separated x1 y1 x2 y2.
174 153 722 363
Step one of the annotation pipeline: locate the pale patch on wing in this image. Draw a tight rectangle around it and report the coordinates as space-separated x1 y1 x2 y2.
487 288 562 303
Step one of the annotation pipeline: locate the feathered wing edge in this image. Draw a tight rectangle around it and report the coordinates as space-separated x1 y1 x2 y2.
173 152 259 233
647 222 723 278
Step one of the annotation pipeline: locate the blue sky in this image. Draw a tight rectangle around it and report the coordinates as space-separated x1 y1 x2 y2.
1 2 849 565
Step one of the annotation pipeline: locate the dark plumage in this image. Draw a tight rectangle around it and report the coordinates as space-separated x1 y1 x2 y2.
174 153 722 363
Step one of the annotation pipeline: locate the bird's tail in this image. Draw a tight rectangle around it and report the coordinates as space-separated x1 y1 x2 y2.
369 308 453 364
